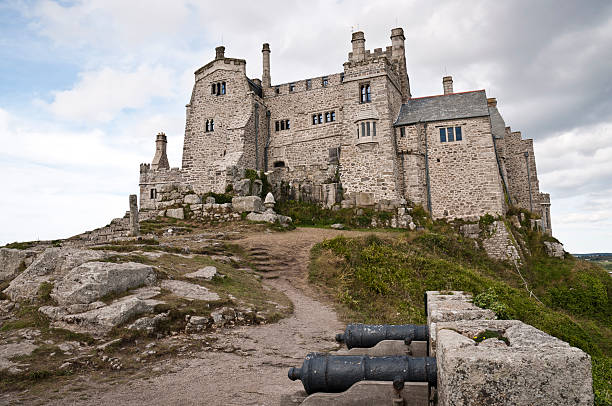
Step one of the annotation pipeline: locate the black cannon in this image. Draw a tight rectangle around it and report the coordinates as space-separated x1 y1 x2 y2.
288 352 437 394
335 323 429 349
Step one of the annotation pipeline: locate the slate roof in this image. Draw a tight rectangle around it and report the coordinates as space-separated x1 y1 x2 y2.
394 90 489 126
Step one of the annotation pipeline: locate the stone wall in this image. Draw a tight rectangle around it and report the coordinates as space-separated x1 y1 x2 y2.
139 164 184 210
422 116 505 220
481 220 522 265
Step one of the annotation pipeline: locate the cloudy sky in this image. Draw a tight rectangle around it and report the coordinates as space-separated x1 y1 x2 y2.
0 0 611 253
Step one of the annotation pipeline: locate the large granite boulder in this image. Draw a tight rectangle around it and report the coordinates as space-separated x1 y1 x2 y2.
0 248 38 283
3 248 105 302
232 196 263 213
51 261 156 305
161 280 220 301
165 208 184 219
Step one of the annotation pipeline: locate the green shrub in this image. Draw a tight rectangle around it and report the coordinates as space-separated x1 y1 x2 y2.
473 288 510 319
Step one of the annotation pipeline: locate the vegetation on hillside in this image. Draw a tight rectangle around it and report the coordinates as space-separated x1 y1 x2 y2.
309 220 611 405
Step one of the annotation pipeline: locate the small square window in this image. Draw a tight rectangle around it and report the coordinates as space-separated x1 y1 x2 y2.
312 115 317 125
275 87 280 94
325 112 330 122
455 126 463 141
318 113 323 124
286 119 290 130
322 77 328 87
275 121 279 132
306 79 312 90
447 127 454 142
281 120 285 131
400 127 405 137
440 128 447 142
289 83 295 92
331 111 336 122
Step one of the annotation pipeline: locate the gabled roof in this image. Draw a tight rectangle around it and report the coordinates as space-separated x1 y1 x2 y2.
394 90 489 126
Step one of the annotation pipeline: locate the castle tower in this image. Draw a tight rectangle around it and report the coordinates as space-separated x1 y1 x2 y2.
151 132 170 170
390 27 411 101
262 43 271 87
350 31 366 62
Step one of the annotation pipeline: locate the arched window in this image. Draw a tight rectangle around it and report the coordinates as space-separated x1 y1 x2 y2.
360 84 371 103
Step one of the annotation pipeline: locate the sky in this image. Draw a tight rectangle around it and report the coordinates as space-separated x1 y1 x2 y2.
0 0 611 253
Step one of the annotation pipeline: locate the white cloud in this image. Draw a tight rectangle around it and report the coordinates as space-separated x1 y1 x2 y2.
40 65 176 122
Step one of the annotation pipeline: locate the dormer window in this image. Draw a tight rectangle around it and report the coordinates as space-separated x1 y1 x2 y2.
360 83 371 103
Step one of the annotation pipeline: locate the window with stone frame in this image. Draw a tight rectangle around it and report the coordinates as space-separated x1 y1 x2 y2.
400 127 405 137
276 119 290 131
289 83 295 92
360 83 371 103
306 79 312 90
439 126 463 143
211 82 226 96
357 120 377 138
322 76 329 87
150 188 157 199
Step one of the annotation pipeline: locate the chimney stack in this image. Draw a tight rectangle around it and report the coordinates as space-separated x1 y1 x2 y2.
351 31 366 62
262 43 271 88
215 46 225 59
151 132 170 170
487 98 497 107
443 76 453 95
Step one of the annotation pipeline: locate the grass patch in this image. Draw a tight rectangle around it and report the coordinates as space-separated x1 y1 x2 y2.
2 241 38 249
309 229 611 405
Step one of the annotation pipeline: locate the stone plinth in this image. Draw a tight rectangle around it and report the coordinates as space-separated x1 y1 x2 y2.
436 320 593 406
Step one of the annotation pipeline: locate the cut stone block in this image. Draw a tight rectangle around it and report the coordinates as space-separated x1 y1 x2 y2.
165 208 184 219
232 196 263 213
436 319 593 406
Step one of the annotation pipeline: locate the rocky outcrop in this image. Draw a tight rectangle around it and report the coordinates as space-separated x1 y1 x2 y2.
544 241 564 258
0 248 38 282
51 262 156 305
3 248 106 302
185 266 218 280
161 280 220 301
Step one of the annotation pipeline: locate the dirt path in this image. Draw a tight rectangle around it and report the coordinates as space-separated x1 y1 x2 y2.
35 228 366 406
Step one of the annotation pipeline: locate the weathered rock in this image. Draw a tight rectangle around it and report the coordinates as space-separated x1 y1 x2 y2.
436 320 593 406
128 312 169 333
57 296 162 335
210 306 236 326
330 223 344 230
232 196 263 213
161 280 220 301
51 262 156 305
183 194 201 204
246 211 291 225
233 179 251 196
0 248 38 282
165 208 185 219
185 266 218 280
0 341 38 374
251 180 263 197
543 241 564 258
4 248 105 302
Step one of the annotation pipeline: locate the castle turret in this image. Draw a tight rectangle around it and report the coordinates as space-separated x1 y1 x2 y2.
151 132 170 170
390 27 411 100
443 76 454 95
262 43 271 88
351 31 366 62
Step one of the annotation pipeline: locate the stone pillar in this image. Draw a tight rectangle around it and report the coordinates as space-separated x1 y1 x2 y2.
151 132 170 170
351 31 366 62
443 76 453 95
129 194 139 236
262 43 271 88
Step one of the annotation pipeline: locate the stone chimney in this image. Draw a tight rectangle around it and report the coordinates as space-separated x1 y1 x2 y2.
151 132 170 170
351 31 366 62
443 76 454 95
262 43 271 88
390 27 411 101
487 98 497 107
215 46 225 59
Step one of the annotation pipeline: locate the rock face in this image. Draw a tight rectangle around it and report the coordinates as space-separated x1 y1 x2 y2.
232 196 263 213
185 266 218 280
459 223 480 239
435 320 593 406
51 262 156 305
161 280 220 301
0 248 38 283
4 248 105 302
544 241 564 258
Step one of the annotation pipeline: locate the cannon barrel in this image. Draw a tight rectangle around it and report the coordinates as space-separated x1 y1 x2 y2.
335 324 429 349
288 352 437 394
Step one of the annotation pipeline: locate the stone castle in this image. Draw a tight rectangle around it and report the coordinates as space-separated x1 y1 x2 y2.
139 27 552 233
